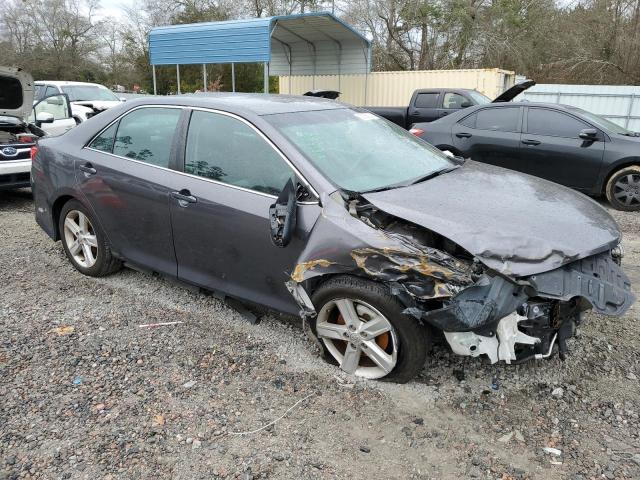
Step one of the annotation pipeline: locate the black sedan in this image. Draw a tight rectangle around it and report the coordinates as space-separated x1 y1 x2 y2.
32 94 634 382
411 102 640 211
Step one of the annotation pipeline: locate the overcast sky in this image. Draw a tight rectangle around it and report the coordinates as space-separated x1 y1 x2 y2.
97 0 133 20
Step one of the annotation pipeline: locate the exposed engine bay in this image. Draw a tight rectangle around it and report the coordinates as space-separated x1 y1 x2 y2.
286 189 635 365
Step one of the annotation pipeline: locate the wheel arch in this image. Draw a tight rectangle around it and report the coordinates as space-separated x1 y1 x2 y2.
602 158 640 195
51 194 77 240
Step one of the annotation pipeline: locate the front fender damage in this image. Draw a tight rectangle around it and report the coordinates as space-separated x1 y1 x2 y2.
286 191 635 364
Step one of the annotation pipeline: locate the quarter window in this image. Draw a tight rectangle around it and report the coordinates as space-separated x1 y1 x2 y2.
112 107 181 168
185 110 293 196
527 108 589 138
475 107 520 132
89 123 117 152
414 93 439 109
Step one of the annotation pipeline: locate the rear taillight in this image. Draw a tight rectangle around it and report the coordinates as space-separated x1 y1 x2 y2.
30 146 39 160
409 128 424 136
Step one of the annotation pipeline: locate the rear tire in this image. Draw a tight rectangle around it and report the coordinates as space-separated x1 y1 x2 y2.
310 276 430 383
605 165 640 211
58 199 121 277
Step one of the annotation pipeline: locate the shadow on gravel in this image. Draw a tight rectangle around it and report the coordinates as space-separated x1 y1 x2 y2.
0 188 33 212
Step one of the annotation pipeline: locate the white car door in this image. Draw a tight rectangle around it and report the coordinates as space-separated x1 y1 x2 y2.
30 94 75 136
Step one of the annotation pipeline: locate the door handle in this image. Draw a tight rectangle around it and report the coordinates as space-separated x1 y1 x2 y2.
522 139 541 146
171 189 197 206
440 111 449 117
456 132 472 138
79 163 97 175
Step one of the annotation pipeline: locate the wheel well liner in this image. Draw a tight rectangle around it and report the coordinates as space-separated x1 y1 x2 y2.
51 195 75 240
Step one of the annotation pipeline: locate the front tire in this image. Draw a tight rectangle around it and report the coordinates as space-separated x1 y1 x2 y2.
605 165 640 211
58 199 121 277
310 276 430 383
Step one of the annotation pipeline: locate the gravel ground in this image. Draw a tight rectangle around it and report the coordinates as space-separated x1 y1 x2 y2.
1 188 639 480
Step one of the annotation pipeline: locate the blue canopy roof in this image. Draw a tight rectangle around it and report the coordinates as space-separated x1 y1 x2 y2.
149 12 371 76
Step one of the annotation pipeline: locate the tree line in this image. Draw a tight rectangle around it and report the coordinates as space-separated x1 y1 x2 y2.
1 0 639 94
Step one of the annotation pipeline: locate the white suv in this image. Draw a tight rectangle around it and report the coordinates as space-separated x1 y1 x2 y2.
35 81 124 124
1 67 74 190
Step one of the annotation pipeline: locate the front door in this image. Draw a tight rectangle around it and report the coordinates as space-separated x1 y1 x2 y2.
452 106 523 168
77 106 184 276
519 107 605 191
169 109 320 314
31 94 76 136
407 91 441 125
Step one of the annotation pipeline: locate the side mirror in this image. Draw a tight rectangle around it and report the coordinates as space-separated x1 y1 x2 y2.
460 101 472 108
35 112 55 125
269 178 297 248
579 128 598 141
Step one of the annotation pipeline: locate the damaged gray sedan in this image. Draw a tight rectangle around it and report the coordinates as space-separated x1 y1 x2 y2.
32 94 635 383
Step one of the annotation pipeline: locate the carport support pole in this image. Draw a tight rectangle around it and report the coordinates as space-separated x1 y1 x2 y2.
176 64 181 94
263 62 269 94
152 65 157 95
232 63 236 92
203 64 207 92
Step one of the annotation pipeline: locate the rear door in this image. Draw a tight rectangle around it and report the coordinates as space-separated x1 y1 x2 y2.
519 107 605 190
79 106 185 275
451 106 523 168
407 91 441 125
169 109 321 314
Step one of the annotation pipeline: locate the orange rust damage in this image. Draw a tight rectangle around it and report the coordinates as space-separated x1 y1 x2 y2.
291 259 336 283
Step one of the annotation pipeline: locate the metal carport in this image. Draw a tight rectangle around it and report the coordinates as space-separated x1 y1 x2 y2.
148 12 371 95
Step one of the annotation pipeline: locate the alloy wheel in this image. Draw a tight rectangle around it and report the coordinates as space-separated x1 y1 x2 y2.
63 210 98 268
613 173 640 207
315 298 398 379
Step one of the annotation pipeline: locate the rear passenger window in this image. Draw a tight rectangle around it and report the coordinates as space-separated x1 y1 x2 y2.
527 108 588 138
476 107 519 132
414 93 439 108
112 107 181 168
89 123 117 152
185 110 293 196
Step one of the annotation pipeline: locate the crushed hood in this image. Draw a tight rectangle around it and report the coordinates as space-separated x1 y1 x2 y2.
0 66 34 120
363 161 621 277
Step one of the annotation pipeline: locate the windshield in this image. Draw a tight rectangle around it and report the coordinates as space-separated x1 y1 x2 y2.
467 90 491 105
566 106 634 135
60 85 119 102
264 108 454 192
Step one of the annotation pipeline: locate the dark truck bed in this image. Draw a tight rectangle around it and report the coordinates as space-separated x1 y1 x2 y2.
365 81 534 129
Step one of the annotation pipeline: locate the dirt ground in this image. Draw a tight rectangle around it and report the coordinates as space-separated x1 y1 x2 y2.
1 188 638 480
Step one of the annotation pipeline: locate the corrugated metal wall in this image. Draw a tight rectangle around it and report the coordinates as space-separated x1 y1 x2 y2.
278 68 515 105
519 85 640 131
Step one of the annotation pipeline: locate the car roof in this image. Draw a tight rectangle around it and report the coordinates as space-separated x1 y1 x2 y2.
35 81 109 88
120 93 347 116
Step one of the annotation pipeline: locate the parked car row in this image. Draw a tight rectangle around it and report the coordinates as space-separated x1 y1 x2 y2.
1 67 124 191
410 99 640 211
30 92 635 383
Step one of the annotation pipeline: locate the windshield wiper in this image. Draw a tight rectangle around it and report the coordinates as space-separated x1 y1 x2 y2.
361 165 460 194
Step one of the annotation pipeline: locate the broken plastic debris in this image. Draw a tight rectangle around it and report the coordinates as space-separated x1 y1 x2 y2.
72 377 83 385
49 326 74 335
183 380 197 388
138 321 184 328
491 378 500 390
543 447 562 456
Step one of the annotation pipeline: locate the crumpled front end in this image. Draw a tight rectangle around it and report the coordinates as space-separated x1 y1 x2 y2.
287 191 635 365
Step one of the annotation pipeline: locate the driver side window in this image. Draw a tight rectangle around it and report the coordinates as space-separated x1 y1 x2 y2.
184 110 293 196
